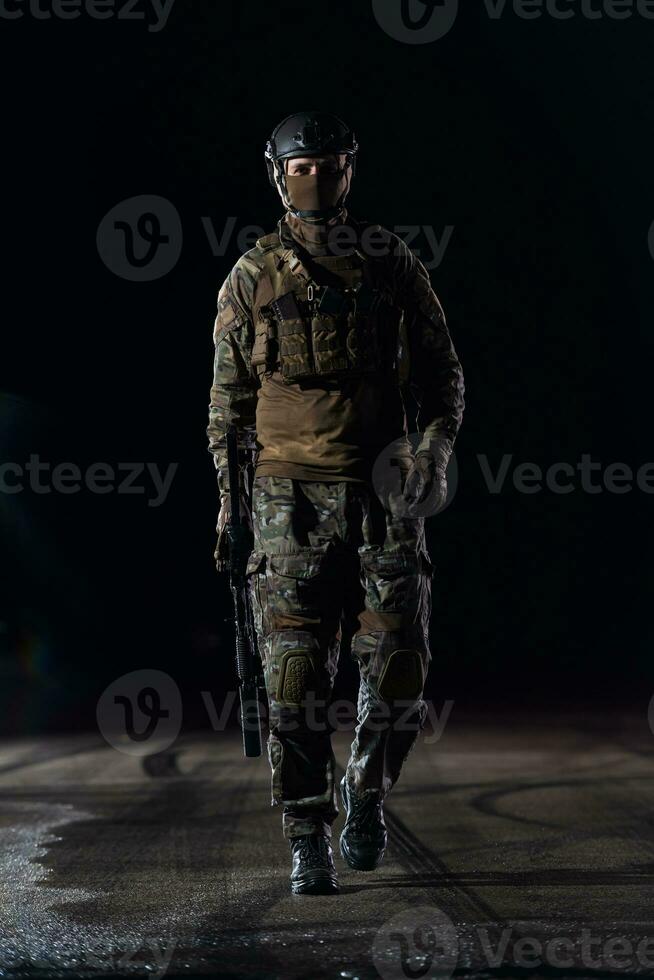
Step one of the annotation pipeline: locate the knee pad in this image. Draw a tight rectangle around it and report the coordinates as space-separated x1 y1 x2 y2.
377 648 424 701
276 648 318 706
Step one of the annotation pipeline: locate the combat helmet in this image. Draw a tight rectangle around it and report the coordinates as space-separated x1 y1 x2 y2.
265 111 358 220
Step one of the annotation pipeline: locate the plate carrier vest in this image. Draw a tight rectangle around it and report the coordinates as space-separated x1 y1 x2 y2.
250 227 410 387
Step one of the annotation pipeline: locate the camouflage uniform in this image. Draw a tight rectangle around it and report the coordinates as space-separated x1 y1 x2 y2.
208 213 464 839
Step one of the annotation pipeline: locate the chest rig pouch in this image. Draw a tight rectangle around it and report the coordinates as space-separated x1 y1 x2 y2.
251 231 405 386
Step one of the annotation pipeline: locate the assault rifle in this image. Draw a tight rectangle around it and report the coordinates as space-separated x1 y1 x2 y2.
225 423 264 757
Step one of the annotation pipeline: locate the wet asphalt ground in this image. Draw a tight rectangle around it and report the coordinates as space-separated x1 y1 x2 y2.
1 710 654 980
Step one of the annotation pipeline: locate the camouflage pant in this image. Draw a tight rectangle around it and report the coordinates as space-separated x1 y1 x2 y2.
245 475 434 839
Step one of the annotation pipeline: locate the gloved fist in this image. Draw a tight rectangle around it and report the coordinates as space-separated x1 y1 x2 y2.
402 440 452 513
214 492 253 572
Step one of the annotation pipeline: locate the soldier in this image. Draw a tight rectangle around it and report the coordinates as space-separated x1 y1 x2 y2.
208 111 464 895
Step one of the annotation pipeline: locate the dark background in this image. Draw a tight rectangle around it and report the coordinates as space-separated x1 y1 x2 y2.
1 0 652 733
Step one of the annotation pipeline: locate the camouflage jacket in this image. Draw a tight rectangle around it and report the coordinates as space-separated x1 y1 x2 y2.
207 215 464 493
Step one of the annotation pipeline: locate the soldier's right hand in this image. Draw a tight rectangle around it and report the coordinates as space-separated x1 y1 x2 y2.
214 493 254 572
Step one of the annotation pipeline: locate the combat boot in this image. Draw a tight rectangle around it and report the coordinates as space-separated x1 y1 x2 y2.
289 834 339 895
339 775 387 871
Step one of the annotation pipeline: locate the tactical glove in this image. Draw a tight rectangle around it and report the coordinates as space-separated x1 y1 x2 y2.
402 440 453 512
214 491 253 573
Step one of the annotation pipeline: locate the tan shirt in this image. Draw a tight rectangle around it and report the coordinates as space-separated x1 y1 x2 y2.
254 372 407 482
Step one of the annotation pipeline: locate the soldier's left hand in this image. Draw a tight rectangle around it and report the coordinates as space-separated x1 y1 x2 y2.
402 439 454 512
402 452 441 507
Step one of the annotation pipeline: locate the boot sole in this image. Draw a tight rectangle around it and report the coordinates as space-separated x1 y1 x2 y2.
291 871 339 895
339 834 386 872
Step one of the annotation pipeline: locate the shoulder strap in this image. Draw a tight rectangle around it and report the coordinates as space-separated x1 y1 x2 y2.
251 248 288 325
257 229 314 281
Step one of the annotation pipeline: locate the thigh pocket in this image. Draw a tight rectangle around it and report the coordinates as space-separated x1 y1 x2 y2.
267 550 330 628
245 550 267 636
360 550 420 613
